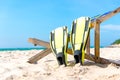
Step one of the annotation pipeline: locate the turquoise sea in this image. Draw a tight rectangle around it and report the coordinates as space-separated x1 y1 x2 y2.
0 46 105 51
0 47 46 51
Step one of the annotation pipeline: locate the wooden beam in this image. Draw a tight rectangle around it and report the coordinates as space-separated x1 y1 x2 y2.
86 35 90 54
91 7 120 28
94 21 100 62
67 49 120 66
85 53 120 66
28 48 52 63
98 7 120 23
28 38 50 48
27 48 73 64
67 48 73 55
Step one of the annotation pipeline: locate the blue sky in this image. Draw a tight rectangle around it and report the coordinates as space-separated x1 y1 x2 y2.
0 0 120 48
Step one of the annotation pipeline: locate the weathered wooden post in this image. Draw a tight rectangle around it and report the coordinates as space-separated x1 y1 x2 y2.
86 35 90 54
94 20 100 62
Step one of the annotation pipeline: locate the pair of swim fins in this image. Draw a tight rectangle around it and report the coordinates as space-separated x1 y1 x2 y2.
50 17 91 66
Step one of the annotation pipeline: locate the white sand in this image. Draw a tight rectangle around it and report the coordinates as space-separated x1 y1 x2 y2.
0 48 120 80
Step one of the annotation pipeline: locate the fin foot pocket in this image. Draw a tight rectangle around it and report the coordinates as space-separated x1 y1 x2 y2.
74 55 79 63
57 57 63 65
74 50 82 64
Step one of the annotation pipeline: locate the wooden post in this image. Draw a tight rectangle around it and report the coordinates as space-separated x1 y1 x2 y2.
86 35 90 54
94 20 100 62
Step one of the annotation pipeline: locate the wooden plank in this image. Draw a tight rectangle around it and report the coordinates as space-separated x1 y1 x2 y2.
98 7 120 23
28 38 50 48
94 21 100 61
86 36 90 54
28 48 73 64
67 48 73 55
67 49 120 65
28 48 52 63
85 53 120 66
67 48 109 64
85 53 110 64
91 7 120 28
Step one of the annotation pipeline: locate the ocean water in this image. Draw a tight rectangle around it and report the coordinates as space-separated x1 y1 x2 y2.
0 46 104 51
0 47 46 51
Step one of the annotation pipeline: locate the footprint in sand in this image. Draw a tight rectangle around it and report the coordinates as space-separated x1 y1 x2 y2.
96 74 120 80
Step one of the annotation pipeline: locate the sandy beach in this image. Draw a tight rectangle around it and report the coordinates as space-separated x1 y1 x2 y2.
0 48 120 80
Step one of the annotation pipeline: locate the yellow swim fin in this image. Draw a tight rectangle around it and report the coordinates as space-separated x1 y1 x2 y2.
50 26 68 66
70 17 91 65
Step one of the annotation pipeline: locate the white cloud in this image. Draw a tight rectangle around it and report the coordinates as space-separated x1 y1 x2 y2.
101 24 120 30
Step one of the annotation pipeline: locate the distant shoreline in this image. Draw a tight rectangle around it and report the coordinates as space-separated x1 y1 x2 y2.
0 47 46 51
1 44 119 51
0 46 106 51
106 44 120 48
